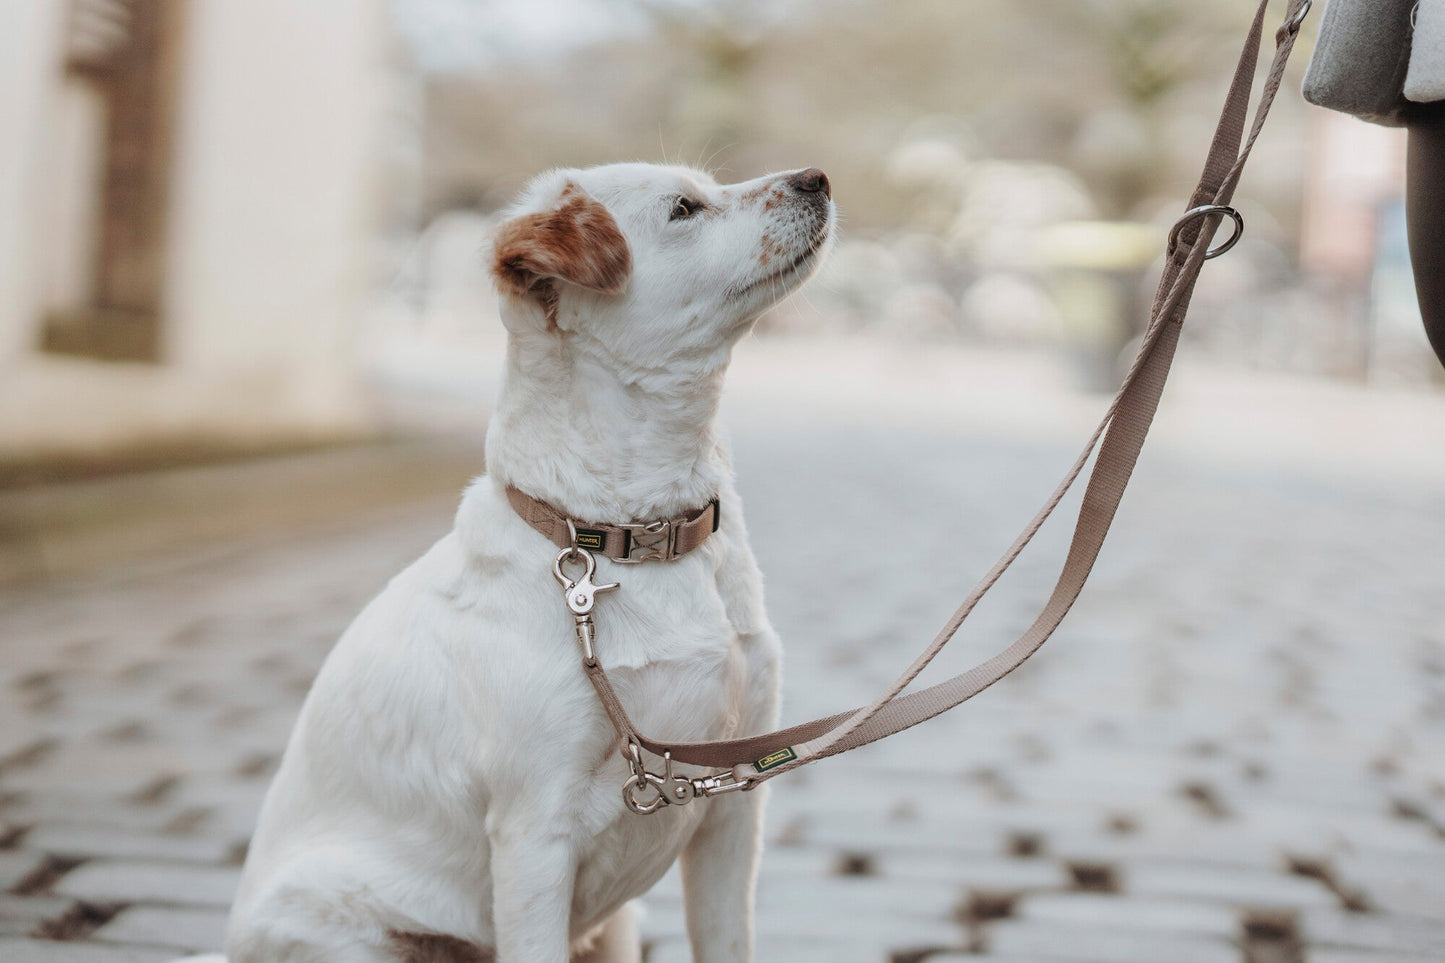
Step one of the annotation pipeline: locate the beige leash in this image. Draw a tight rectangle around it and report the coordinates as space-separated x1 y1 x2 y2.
543 0 1315 815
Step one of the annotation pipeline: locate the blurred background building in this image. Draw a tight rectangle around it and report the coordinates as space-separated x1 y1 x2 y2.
0 0 410 467
0 0 1437 478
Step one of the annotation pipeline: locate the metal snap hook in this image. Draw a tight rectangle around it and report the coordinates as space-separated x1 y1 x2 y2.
552 545 618 617
622 740 669 815
618 741 753 814
622 772 669 815
552 540 595 589
656 750 696 806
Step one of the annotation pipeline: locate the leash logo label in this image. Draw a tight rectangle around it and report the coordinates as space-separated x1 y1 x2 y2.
574 529 606 551
753 747 796 773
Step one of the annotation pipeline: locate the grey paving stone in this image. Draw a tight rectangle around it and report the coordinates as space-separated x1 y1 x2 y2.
757 931 924 960
0 940 174 962
0 741 195 799
899 799 1108 845
1333 851 1445 920
771 766 974 820
644 937 690 963
53 860 239 907
1301 908 1445 956
1042 821 1297 871
1015 892 1238 939
985 919 1240 963
649 936 886 963
794 811 999 858
0 896 73 931
637 897 687 943
23 825 233 864
929 957 1066 963
651 934 916 963
872 852 1070 890
94 904 228 952
646 863 684 902
1239 805 1437 857
6 411 1445 954
753 845 840 880
1225 770 1395 815
753 872 967 947
0 724 49 768
1 793 188 836
0 851 46 892
1306 951 1441 963
641 870 968 953
1005 759 1197 807
754 873 962 924
1122 862 1340 910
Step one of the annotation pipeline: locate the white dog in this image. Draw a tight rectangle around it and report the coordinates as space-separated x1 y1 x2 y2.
205 163 835 962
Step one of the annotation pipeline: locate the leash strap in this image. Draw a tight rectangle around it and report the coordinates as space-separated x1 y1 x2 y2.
576 0 1313 795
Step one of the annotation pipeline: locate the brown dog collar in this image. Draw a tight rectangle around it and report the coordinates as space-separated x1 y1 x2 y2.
505 486 720 563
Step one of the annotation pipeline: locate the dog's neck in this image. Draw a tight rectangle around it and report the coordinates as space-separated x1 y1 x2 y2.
485 332 732 524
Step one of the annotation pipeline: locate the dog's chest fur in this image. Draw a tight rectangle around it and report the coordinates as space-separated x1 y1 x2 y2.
236 476 774 942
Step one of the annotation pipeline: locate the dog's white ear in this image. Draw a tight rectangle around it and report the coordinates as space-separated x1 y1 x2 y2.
491 185 632 299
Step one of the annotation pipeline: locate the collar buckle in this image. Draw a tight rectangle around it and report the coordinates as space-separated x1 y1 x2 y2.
617 518 675 563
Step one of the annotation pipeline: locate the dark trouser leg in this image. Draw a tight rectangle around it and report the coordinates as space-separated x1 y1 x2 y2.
1406 103 1445 369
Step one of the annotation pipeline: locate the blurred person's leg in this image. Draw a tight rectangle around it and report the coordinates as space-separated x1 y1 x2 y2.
1407 101 1445 367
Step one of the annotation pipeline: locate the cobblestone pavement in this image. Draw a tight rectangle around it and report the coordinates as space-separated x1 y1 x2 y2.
3 355 1445 961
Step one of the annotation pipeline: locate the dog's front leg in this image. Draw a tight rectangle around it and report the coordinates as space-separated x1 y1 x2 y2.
491 824 576 963
679 785 767 963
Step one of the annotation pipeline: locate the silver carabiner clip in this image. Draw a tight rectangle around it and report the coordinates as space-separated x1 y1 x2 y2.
620 742 752 815
623 771 669 815
623 741 668 815
622 744 699 814
658 751 697 807
552 546 619 617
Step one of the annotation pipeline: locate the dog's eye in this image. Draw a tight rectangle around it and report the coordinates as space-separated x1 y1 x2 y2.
670 196 703 220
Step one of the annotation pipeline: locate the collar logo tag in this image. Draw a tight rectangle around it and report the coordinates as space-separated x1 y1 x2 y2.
753 747 797 773
574 529 607 551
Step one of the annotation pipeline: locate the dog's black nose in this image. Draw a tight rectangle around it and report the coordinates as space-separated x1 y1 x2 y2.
787 168 831 198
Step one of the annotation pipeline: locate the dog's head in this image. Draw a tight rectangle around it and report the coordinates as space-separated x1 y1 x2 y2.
490 163 834 364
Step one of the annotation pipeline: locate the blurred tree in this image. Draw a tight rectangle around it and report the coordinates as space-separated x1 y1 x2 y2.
415 0 1301 232
630 0 765 154
1037 0 1257 216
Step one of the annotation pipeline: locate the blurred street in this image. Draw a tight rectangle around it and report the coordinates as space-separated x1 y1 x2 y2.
2 343 1444 961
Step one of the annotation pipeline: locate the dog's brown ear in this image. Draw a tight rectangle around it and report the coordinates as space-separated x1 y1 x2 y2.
492 186 631 298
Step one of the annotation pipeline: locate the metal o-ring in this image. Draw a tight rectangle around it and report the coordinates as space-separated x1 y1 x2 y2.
1287 0 1312 35
1167 205 1244 261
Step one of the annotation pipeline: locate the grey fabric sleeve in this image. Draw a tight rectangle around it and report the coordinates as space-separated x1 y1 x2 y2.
1303 0 1417 126
1406 0 1445 103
